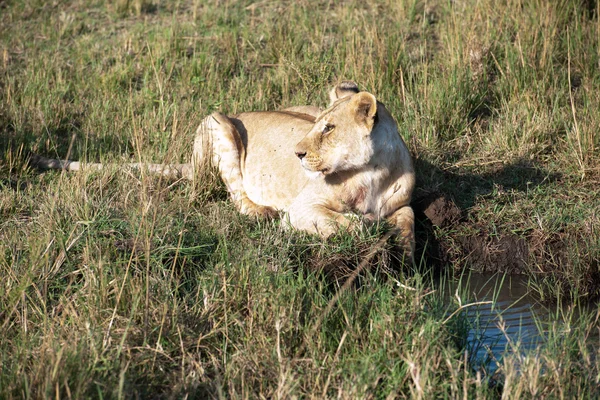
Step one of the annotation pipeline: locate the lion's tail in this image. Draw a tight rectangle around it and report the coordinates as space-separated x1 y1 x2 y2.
29 154 194 179
29 113 224 180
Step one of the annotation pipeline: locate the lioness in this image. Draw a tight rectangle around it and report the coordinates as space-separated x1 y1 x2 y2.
32 81 415 258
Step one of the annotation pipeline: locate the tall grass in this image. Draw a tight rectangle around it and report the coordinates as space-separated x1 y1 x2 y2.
1 0 599 397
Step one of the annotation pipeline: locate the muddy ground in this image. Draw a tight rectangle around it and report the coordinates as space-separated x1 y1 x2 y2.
412 191 600 299
414 192 527 273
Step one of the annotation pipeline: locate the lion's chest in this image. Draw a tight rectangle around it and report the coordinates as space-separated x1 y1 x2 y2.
340 178 379 215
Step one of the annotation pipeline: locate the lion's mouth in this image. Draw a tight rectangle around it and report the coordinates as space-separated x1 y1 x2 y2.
301 159 325 172
300 161 331 178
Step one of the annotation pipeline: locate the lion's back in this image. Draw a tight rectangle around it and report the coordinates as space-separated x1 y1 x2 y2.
231 112 314 210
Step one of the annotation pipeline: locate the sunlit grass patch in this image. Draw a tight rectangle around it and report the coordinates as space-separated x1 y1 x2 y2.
2 0 600 397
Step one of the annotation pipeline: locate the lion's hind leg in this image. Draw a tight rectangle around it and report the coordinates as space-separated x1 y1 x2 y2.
196 113 277 218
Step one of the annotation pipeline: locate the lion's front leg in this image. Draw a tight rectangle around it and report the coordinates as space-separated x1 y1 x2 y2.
386 205 415 262
287 202 357 238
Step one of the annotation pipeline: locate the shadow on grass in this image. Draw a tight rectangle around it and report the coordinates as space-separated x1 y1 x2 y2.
412 157 562 275
414 157 562 210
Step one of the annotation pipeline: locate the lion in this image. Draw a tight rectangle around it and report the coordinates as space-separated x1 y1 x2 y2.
31 81 416 258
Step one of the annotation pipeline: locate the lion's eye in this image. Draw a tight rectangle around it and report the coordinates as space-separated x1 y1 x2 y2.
322 124 335 135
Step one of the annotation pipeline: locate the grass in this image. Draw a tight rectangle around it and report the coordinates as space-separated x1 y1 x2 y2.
1 0 599 397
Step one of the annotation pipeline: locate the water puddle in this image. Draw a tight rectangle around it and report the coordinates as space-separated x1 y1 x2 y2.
441 272 552 373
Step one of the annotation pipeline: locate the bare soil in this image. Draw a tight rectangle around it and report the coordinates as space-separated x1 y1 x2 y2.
415 192 535 274
413 192 600 299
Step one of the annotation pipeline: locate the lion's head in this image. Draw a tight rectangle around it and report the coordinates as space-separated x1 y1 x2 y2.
294 91 379 177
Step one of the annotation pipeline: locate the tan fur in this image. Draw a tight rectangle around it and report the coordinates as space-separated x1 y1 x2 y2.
195 82 415 258
31 81 415 258
282 105 322 117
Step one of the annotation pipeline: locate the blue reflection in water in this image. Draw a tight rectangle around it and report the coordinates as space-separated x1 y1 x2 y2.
443 272 550 374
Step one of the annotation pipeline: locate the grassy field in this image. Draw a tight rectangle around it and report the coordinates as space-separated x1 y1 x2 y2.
1 0 600 398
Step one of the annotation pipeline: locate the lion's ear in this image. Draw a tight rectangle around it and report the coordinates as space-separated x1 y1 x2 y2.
351 92 377 127
329 80 359 105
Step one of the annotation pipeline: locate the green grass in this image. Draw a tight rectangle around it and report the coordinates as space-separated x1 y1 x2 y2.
1 0 600 397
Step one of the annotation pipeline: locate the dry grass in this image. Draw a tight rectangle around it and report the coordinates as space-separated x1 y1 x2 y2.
1 0 599 398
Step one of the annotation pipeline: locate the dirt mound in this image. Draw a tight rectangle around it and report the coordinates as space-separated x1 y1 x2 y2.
413 192 527 274
460 234 528 274
418 193 462 228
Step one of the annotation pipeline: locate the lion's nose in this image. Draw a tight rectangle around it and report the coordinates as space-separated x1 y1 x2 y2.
295 151 306 160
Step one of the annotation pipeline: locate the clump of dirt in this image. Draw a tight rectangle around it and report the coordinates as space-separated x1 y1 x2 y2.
416 192 462 228
413 192 461 267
